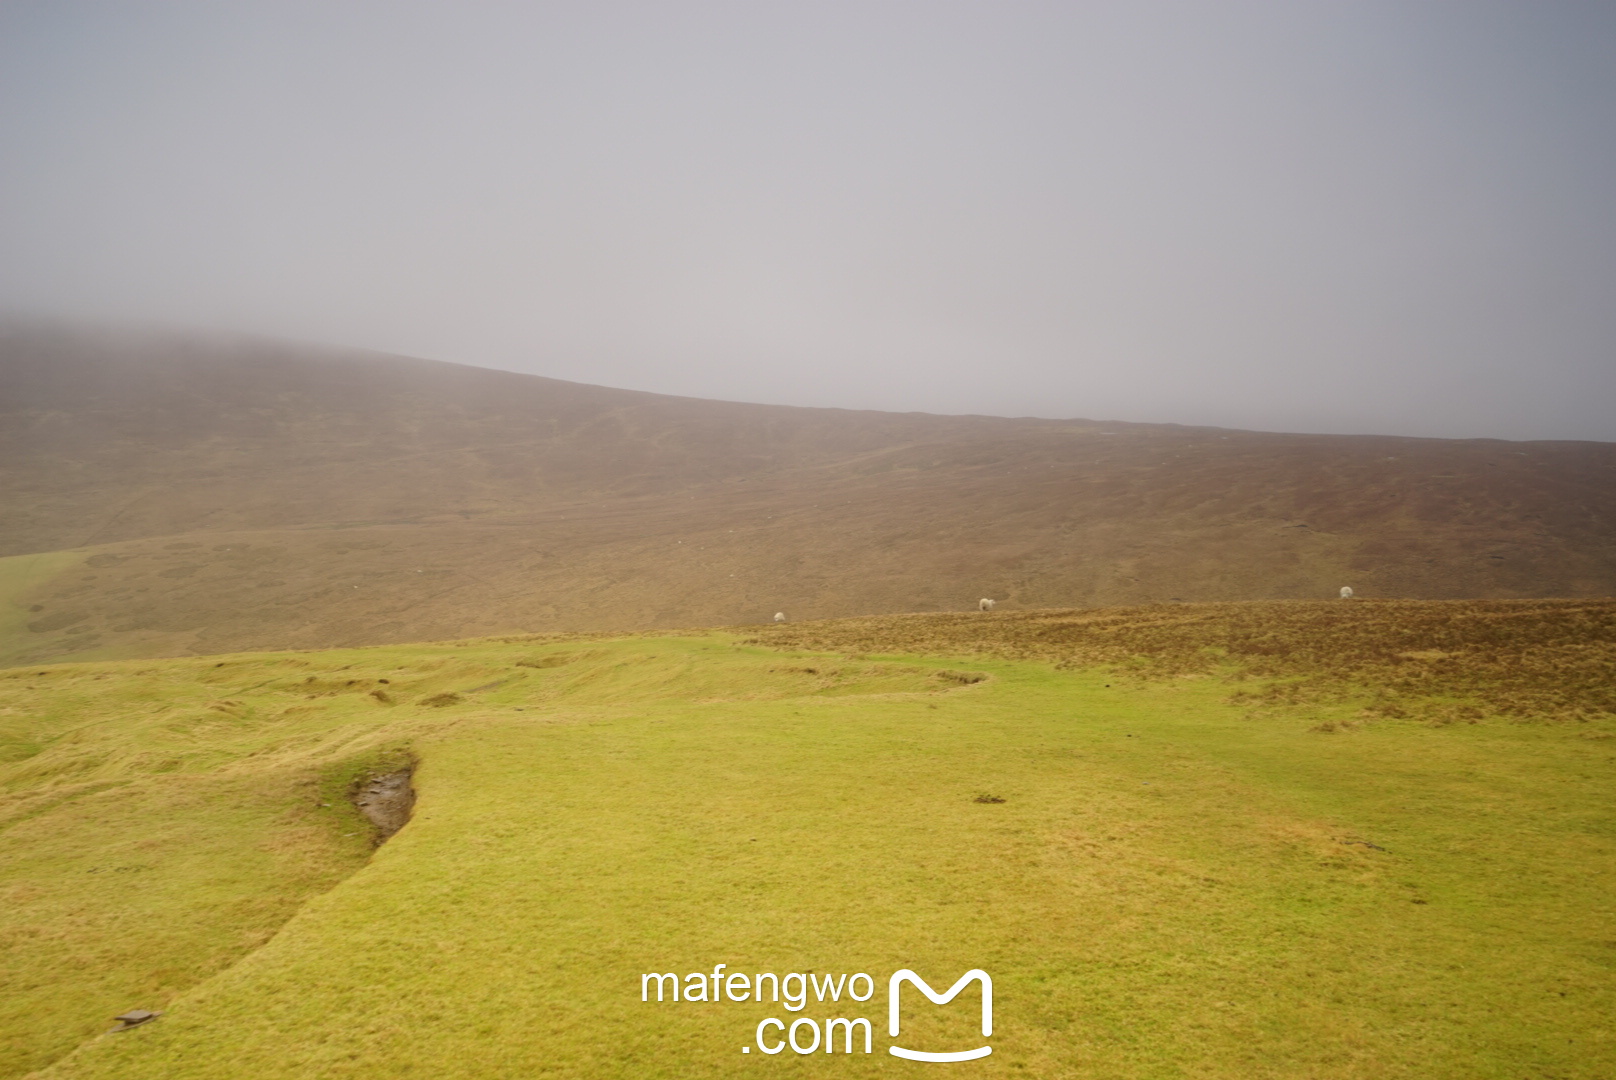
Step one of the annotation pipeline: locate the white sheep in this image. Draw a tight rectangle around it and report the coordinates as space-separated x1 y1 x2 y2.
774 611 786 623
979 598 996 612
1339 586 1354 599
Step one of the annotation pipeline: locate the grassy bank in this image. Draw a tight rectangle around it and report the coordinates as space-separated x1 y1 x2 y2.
3 607 1612 1077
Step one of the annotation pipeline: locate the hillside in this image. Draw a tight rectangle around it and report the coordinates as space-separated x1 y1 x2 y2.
4 602 1613 1078
2 321 1614 666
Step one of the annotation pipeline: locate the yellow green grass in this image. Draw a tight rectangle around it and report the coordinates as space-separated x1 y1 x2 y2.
3 620 1613 1078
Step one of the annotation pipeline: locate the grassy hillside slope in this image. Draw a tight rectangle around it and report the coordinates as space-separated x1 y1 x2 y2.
4 322 1615 667
5 602 1612 1078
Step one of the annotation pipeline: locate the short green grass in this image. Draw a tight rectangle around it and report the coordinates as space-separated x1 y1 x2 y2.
0 551 84 668
3 634 1612 1078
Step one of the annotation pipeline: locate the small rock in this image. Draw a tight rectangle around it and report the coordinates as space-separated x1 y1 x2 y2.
111 1010 161 1031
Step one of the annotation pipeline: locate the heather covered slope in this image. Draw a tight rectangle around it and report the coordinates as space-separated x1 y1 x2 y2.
3 322 1614 666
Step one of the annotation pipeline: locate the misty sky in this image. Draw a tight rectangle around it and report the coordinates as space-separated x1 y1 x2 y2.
1 2 1613 441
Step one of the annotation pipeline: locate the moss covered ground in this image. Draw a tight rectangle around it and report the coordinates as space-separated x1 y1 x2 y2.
3 606 1612 1078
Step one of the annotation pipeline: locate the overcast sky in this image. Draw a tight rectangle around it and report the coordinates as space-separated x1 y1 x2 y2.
1 2 1612 440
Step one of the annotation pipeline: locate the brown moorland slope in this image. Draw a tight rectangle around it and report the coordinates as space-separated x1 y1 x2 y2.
2 322 1614 666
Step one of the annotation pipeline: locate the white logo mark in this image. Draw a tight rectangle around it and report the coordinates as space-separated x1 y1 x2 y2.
887 968 993 1062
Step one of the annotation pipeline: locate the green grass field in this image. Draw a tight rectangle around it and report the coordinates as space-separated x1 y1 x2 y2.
3 608 1613 1078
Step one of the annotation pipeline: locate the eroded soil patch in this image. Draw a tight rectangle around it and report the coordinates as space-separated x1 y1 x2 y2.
353 768 415 841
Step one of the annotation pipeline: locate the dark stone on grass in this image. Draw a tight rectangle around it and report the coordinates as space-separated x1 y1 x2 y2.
111 1010 160 1031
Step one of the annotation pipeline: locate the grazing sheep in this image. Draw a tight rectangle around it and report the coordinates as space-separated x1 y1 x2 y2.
774 612 786 623
979 598 996 612
1339 586 1354 599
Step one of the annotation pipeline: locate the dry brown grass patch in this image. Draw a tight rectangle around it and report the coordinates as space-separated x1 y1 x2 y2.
747 599 1616 723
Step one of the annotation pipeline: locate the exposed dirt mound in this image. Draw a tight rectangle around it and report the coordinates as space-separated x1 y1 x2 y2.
353 768 415 841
